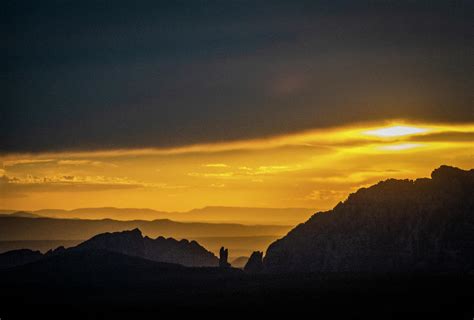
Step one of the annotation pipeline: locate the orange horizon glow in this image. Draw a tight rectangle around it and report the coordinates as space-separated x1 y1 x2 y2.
1 120 473 223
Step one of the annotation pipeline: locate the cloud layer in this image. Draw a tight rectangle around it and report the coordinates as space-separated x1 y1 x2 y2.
2 1 473 153
1 121 472 211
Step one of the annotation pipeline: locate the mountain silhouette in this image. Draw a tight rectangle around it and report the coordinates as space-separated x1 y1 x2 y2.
264 165 474 273
76 228 147 257
0 229 219 268
74 229 219 267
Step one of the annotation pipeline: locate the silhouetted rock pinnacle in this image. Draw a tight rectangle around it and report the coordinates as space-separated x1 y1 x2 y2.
244 251 264 273
219 246 230 268
264 166 474 273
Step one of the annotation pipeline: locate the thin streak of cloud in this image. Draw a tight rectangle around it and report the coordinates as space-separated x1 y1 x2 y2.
3 159 56 167
203 163 229 168
1 173 185 190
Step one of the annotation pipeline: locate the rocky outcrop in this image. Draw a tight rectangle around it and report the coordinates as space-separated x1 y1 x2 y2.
264 166 474 273
244 251 263 273
75 229 218 267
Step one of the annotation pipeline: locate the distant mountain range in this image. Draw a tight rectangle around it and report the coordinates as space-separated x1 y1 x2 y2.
264 166 474 273
0 206 314 225
0 216 290 241
0 215 289 258
5 211 41 218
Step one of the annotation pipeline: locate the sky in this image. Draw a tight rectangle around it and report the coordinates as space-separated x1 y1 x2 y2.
1 1 473 214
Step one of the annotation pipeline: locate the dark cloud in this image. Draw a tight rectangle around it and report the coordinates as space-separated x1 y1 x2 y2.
2 0 473 153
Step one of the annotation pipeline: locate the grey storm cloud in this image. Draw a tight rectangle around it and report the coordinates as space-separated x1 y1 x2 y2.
1 0 473 153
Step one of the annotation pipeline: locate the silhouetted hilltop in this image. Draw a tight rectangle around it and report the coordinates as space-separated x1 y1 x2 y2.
76 228 146 257
144 236 218 267
0 229 219 268
75 229 219 267
265 166 474 273
0 249 43 269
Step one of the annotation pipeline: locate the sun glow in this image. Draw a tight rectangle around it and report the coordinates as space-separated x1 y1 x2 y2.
378 143 422 151
363 125 428 138
1 120 473 216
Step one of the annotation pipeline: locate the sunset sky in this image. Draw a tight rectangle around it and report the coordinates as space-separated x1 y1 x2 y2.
1 1 473 214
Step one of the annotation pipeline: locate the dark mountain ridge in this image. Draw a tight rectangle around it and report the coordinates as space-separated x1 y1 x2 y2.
76 228 219 267
264 165 474 273
0 229 219 268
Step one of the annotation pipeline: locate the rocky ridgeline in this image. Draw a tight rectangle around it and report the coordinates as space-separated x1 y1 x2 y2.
264 166 474 273
76 228 219 267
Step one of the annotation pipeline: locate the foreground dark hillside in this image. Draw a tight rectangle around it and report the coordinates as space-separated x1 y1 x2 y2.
0 250 472 319
265 166 474 273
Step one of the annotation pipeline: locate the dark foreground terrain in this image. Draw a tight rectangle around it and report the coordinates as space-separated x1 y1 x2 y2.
0 250 472 320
